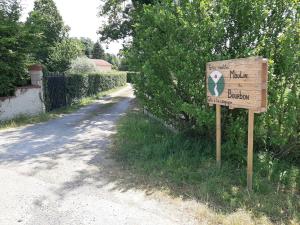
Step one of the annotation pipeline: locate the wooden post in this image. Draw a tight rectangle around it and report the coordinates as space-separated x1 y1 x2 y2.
216 105 221 168
247 109 255 191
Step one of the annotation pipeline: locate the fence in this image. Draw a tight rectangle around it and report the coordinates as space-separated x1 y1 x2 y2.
44 72 67 111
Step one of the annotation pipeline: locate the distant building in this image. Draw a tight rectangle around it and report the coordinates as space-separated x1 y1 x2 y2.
91 59 112 71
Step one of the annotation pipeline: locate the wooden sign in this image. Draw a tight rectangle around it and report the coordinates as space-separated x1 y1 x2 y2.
206 57 268 113
206 56 268 191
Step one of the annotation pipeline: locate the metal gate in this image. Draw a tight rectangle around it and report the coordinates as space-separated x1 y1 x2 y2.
44 72 67 111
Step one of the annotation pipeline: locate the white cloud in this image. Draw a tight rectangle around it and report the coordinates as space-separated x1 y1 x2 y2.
21 0 123 55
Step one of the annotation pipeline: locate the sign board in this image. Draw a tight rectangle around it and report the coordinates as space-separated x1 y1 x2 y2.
206 57 268 113
206 56 268 191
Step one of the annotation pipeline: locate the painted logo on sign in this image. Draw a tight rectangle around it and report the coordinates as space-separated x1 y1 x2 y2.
208 71 225 96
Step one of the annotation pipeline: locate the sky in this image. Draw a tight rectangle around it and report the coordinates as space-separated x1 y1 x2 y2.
20 0 123 55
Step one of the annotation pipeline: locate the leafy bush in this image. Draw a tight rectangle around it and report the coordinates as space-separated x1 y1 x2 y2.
127 1 300 162
47 38 84 72
0 0 32 97
66 72 127 104
67 56 97 74
126 72 139 83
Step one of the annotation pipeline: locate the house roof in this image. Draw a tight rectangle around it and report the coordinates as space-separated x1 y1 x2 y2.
91 59 112 67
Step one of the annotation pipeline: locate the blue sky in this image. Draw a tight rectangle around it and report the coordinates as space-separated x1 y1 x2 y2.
21 0 123 54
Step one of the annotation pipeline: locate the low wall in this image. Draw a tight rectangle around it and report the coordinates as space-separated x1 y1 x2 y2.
0 85 45 121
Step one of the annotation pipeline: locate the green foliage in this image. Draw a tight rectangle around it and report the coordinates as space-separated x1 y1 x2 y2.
26 0 66 64
105 53 120 70
98 0 133 41
79 37 94 58
113 110 300 223
118 55 130 71
126 72 139 83
47 38 84 72
92 41 105 59
68 56 97 74
66 72 127 104
87 72 127 95
98 0 158 41
65 74 88 103
125 0 300 162
0 0 32 96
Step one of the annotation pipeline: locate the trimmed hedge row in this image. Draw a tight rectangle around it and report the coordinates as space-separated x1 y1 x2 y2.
66 72 127 104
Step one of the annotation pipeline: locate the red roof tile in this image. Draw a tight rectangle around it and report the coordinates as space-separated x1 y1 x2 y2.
91 59 112 67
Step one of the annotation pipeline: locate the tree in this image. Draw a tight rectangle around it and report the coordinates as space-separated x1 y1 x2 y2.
26 0 66 65
79 37 94 58
105 53 120 69
47 38 84 72
0 0 33 96
118 57 129 71
98 0 157 42
92 42 105 59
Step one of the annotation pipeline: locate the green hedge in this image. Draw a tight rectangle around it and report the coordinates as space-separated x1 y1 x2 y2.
66 72 127 104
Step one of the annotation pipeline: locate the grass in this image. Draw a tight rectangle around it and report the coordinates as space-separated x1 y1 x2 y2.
112 108 300 225
0 85 126 130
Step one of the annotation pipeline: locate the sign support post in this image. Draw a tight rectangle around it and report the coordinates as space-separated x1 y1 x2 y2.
247 109 254 191
206 57 268 191
216 105 221 168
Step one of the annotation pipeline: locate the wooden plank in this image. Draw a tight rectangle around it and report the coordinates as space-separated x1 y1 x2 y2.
207 96 261 108
207 89 263 100
247 109 255 191
207 72 261 84
261 60 268 109
206 57 268 112
216 104 221 168
207 82 265 91
207 56 263 65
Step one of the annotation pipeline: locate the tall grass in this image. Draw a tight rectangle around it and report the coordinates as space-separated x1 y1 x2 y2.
112 109 300 224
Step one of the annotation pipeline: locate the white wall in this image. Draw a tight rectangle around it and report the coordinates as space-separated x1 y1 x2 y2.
0 86 45 121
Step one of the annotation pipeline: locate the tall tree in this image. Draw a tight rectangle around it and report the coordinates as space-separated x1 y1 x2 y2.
92 42 105 59
98 0 156 42
80 37 94 58
26 0 66 64
0 0 33 96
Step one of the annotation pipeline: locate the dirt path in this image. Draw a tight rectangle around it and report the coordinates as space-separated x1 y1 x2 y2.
0 85 199 225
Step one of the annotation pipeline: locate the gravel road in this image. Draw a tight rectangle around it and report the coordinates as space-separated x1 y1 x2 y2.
0 85 198 225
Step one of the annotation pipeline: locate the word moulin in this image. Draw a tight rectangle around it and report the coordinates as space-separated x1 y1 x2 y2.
230 70 248 79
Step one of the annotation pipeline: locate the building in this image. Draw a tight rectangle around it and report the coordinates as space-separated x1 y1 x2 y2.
91 59 112 71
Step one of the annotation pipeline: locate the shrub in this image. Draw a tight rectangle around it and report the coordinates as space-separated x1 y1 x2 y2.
67 56 97 74
47 38 84 72
126 72 139 83
0 1 32 97
127 1 300 162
